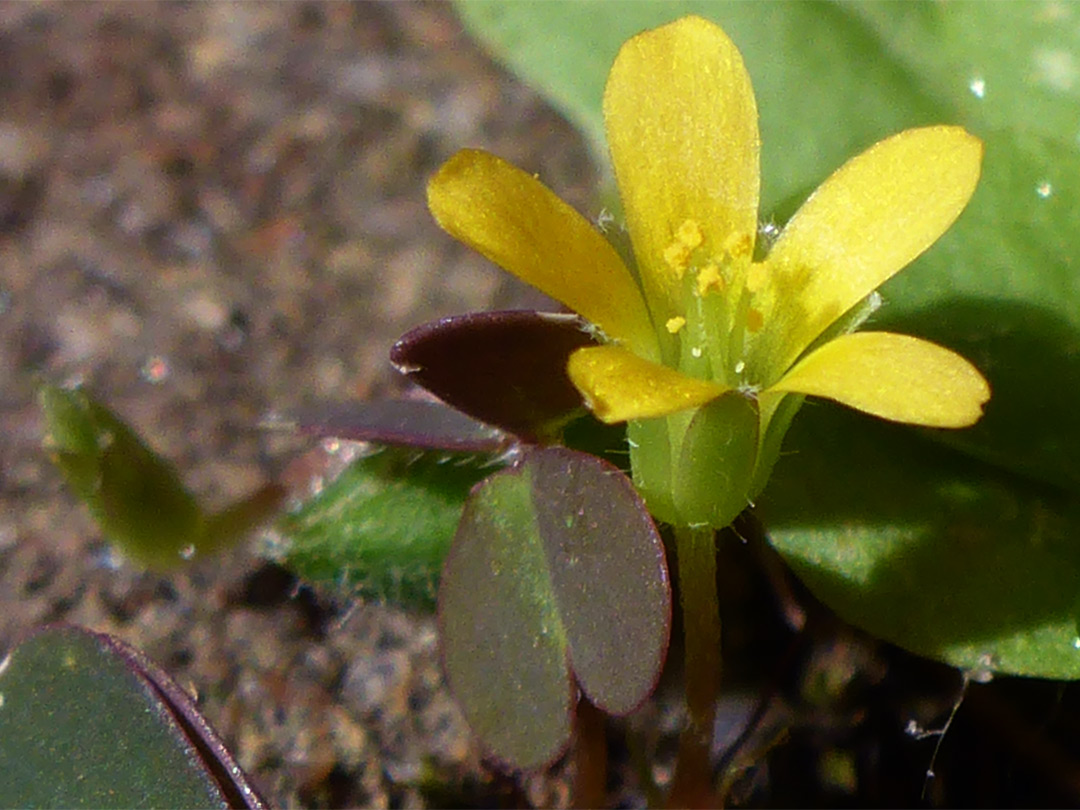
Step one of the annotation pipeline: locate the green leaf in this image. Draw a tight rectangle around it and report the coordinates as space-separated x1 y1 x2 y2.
845 2 1080 153
877 294 1080 495
41 385 202 567
40 386 283 567
439 447 670 768
0 626 262 808
869 126 1080 492
275 447 497 610
758 405 1080 680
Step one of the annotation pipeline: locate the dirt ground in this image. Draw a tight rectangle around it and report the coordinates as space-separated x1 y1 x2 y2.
0 3 592 806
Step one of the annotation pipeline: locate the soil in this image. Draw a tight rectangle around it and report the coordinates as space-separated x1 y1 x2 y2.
0 3 587 807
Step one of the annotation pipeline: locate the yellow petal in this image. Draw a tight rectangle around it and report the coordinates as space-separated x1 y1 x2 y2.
755 126 982 377
428 149 659 359
769 332 990 428
604 16 760 317
567 345 728 424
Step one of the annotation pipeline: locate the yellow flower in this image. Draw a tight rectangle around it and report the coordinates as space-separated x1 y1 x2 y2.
426 16 989 527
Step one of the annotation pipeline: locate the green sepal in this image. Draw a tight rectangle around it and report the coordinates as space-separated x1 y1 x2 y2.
673 392 759 528
628 416 677 525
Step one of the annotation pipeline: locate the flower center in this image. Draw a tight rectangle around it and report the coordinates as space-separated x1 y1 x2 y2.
659 219 763 389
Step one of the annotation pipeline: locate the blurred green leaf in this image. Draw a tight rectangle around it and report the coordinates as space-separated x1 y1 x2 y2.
759 404 1080 679
40 386 283 568
41 385 201 567
275 447 497 610
0 626 244 808
847 2 1080 152
439 447 670 768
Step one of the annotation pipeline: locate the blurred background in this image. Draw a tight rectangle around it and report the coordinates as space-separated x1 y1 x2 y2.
0 3 588 806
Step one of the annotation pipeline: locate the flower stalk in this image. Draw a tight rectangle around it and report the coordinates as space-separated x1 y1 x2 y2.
668 524 721 808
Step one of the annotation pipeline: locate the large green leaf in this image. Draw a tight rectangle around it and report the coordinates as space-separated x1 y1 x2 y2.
439 447 670 768
818 6 1080 493
847 1 1080 152
0 626 263 808
758 405 1080 679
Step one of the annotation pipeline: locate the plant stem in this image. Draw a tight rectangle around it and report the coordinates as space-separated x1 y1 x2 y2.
572 694 608 809
666 525 721 808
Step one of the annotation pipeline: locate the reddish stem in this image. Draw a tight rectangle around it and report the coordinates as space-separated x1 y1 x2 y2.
572 694 609 809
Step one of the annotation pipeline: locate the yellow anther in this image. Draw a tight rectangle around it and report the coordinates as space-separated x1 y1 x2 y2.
663 241 691 276
746 307 764 333
723 230 753 260
665 316 687 334
696 261 725 296
745 262 767 293
676 219 704 249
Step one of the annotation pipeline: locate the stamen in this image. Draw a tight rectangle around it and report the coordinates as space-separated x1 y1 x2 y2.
665 219 707 279
663 242 691 276
723 230 753 260
666 316 687 334
696 261 725 296
746 308 764 333
676 219 704 249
